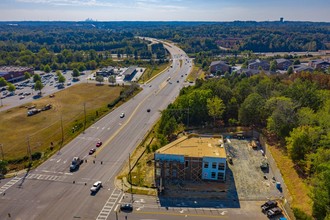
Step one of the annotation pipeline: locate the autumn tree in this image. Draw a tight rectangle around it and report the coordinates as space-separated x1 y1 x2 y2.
207 96 225 126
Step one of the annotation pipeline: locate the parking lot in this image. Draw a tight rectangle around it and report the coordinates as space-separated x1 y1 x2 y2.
0 70 89 112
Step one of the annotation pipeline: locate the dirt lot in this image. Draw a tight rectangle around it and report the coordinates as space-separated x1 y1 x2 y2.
158 137 283 209
226 138 282 201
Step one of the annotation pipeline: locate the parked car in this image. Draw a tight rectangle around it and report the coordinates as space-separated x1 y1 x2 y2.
261 200 278 212
96 141 102 147
89 148 96 155
19 95 25 100
90 181 102 193
267 207 282 218
147 109 151 112
120 203 133 212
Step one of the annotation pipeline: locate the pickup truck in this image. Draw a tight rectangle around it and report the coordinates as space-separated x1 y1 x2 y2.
70 157 82 172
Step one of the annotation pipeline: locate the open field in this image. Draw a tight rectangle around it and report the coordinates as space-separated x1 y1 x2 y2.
0 83 123 168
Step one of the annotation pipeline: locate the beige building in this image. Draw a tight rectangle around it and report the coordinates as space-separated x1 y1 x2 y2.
154 134 227 189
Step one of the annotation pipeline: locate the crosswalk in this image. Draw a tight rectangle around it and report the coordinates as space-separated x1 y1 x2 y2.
0 177 21 194
26 173 66 182
96 188 122 220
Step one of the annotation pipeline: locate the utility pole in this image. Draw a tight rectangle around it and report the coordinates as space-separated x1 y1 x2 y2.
83 102 86 133
128 153 133 203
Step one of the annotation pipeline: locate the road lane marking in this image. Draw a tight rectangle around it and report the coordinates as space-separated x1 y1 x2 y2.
96 188 122 220
0 177 21 194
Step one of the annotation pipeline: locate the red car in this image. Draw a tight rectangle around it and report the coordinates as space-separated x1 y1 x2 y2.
96 141 102 147
89 148 96 155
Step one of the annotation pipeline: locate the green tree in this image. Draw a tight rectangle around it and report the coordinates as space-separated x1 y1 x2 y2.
78 64 86 72
34 80 44 94
24 72 31 80
7 83 16 93
310 149 330 219
266 97 298 138
58 74 66 84
33 74 41 83
207 96 226 126
95 75 104 84
72 68 80 78
285 79 323 111
0 77 7 87
108 75 116 85
270 60 277 72
286 126 322 163
238 93 265 126
287 66 294 75
0 160 8 175
44 64 51 73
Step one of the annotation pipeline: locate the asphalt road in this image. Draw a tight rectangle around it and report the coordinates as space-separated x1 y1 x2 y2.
0 39 194 220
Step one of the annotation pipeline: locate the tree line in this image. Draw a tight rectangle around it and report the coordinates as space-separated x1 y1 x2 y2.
155 71 330 220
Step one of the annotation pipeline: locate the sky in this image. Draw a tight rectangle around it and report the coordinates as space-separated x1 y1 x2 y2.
0 0 329 22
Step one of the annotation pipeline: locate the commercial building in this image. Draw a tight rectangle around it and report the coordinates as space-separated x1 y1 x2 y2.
154 134 227 189
123 66 138 81
0 66 34 82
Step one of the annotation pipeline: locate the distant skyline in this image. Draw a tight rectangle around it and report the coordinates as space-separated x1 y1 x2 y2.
0 0 329 22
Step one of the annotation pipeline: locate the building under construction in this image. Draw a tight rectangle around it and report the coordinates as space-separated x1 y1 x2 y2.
154 134 227 190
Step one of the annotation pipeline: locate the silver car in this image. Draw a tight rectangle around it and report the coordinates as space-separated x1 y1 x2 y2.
90 181 102 193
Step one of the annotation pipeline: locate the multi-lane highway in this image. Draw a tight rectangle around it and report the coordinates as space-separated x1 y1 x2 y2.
0 39 193 220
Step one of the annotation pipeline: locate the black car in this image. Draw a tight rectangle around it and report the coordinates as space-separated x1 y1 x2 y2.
261 200 278 212
120 203 133 212
147 109 151 112
266 207 282 218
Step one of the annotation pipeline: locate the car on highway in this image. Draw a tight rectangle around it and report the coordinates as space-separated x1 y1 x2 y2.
120 203 133 212
90 181 102 193
120 112 125 118
96 141 102 147
89 148 96 155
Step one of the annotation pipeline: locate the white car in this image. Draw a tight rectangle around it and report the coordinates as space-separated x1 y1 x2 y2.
90 181 102 193
120 112 125 118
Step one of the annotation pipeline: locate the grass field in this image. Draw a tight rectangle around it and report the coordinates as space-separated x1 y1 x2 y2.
269 145 313 216
0 83 123 169
138 63 169 83
187 66 205 82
